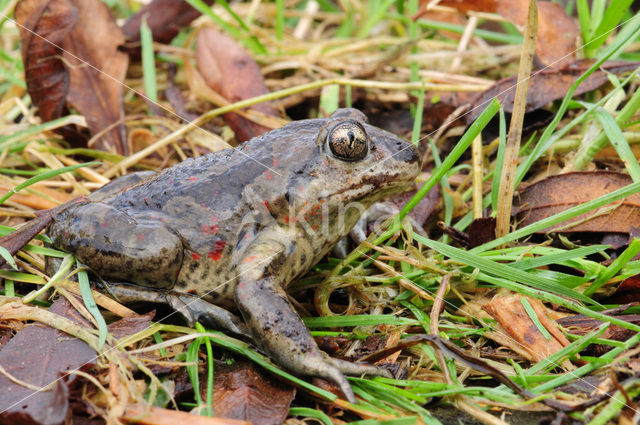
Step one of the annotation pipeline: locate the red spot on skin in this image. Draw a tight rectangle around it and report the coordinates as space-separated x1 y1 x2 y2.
189 176 196 181
191 252 200 260
243 255 258 263
263 200 270 210
298 184 305 192
272 158 279 166
101 221 109 227
312 224 319 230
187 289 196 294
136 233 145 241
160 218 168 222
320 199 326 204
201 224 220 234
211 215 218 223
294 146 299 151
208 240 226 260
201 204 206 208
244 234 250 240
265 171 274 180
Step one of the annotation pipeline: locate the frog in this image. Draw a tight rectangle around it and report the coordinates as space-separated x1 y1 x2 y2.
46 108 421 402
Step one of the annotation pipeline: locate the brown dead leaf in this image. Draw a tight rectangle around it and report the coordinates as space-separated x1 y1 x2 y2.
516 171 640 233
15 0 77 122
121 0 214 54
0 297 96 425
64 0 128 154
482 295 572 366
107 311 155 340
16 0 128 154
210 360 295 425
608 275 640 304
430 0 579 67
122 404 249 425
467 60 640 124
196 28 279 142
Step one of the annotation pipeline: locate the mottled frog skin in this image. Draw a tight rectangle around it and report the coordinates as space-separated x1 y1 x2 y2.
47 109 421 402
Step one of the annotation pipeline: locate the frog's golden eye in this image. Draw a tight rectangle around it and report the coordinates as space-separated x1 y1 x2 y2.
327 121 368 162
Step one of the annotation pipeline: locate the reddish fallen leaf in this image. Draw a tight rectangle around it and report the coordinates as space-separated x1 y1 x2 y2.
210 360 295 425
558 310 640 356
16 0 129 154
482 295 571 365
196 28 279 142
64 0 128 153
468 217 496 248
107 311 155 340
424 0 579 67
0 297 96 425
466 60 640 124
609 275 640 304
121 0 214 54
122 404 249 425
388 183 440 230
15 0 77 122
516 171 640 234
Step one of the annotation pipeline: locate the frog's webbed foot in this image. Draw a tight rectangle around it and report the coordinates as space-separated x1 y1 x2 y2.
106 284 248 338
166 293 248 338
327 356 393 379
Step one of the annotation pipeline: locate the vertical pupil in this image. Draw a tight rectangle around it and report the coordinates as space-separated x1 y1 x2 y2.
348 131 355 144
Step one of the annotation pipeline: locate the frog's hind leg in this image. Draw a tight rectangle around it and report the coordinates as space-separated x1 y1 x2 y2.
106 284 248 337
48 202 182 289
235 236 389 403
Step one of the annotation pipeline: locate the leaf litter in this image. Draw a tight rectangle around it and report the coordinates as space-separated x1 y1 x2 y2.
1 1 640 425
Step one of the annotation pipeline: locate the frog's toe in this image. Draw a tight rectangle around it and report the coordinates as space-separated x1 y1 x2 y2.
303 359 356 403
166 294 249 338
329 357 394 379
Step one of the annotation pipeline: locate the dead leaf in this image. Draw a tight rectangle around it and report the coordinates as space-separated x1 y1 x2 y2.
428 0 579 67
107 311 155 340
121 0 214 54
64 0 128 154
16 0 129 154
516 171 640 233
210 360 295 425
468 216 496 248
0 297 96 425
608 275 640 304
122 404 249 425
466 60 640 124
483 295 572 366
558 309 640 356
196 28 279 142
15 0 77 122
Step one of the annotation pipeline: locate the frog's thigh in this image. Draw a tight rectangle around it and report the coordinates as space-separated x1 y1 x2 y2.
62 203 182 288
235 238 360 402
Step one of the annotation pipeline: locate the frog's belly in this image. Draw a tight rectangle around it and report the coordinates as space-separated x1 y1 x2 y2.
174 256 237 308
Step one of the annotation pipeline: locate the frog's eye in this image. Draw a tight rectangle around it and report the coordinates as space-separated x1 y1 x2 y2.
326 121 368 162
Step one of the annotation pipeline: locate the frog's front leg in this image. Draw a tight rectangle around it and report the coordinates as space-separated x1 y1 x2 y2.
235 232 389 403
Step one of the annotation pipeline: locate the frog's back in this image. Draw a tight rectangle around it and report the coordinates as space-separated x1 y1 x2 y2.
97 121 323 303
